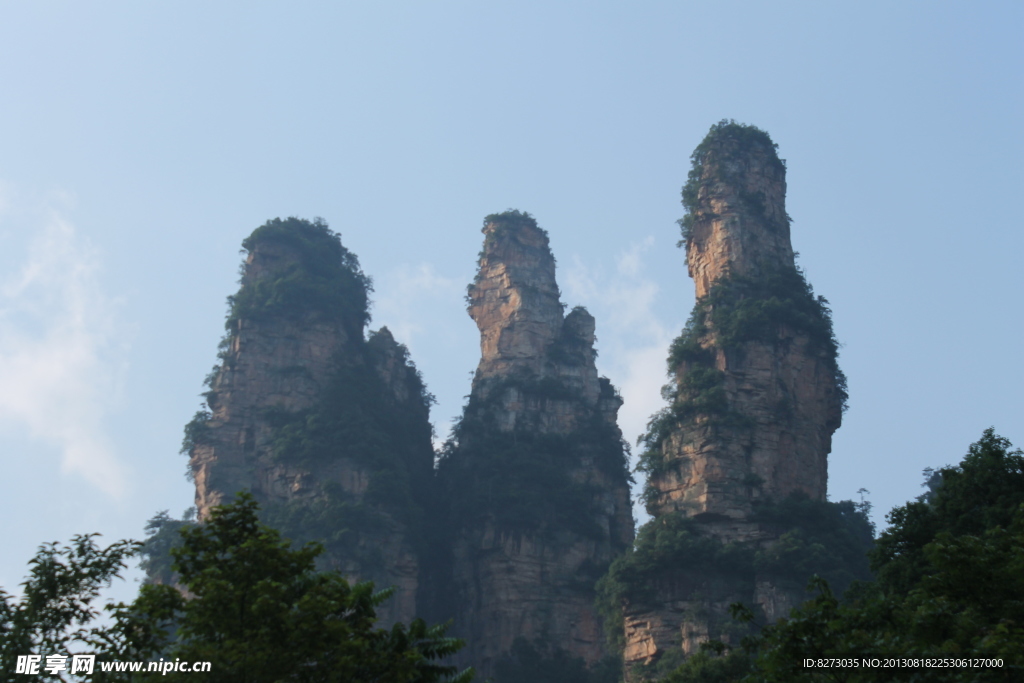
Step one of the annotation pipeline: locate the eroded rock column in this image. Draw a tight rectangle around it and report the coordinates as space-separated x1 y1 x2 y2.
612 122 854 675
439 210 634 678
186 217 435 627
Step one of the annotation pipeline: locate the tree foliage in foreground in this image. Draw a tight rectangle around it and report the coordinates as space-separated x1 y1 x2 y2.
663 428 1024 682
0 534 140 681
1 493 472 683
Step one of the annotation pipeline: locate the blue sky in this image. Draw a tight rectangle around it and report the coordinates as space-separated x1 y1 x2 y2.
1 1 1021 602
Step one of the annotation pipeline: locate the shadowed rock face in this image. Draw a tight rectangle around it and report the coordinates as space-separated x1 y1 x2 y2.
191 239 348 517
619 123 848 672
441 211 634 678
188 218 434 627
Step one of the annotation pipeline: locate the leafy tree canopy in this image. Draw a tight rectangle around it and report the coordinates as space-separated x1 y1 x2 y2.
127 492 472 683
871 427 1024 595
0 534 140 682
2 494 473 683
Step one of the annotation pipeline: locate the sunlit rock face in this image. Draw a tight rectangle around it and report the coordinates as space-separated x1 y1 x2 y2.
684 132 795 299
619 123 848 673
440 211 634 678
188 218 434 627
646 125 844 521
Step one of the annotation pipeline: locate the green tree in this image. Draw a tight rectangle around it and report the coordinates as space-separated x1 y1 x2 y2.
126 492 472 682
663 429 1024 682
0 534 143 682
2 494 472 683
871 428 1024 594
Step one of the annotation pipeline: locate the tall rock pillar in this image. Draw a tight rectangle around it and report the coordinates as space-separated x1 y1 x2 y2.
600 122 866 677
438 210 635 678
186 217 436 626
646 122 846 521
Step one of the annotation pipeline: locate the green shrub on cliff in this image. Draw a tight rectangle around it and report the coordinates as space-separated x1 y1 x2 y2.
637 263 847 492
595 496 874 656
666 264 845 398
138 508 196 585
180 409 212 458
436 374 631 543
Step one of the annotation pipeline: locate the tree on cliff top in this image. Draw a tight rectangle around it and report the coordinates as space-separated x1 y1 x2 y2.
227 216 372 334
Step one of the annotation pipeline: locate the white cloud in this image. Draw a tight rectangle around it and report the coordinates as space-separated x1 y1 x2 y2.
564 238 683 526
0 208 131 497
372 262 464 347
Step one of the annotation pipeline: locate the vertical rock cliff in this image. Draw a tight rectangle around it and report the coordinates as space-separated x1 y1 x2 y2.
598 122 869 677
647 121 846 521
185 217 436 626
437 210 635 678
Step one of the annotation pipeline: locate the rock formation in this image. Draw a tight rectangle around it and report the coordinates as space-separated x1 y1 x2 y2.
600 121 866 677
647 122 846 522
437 210 635 678
171 132 867 680
186 217 435 626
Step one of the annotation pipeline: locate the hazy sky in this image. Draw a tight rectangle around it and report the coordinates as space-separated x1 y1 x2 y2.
1 2 1021 602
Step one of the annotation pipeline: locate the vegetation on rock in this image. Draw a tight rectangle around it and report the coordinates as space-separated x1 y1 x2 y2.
138 508 196 585
660 429 1024 682
595 495 874 656
637 263 847 488
227 216 372 335
479 209 549 256
437 376 630 542
678 120 788 247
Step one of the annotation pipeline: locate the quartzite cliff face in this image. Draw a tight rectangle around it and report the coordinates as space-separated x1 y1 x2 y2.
607 122 862 674
187 218 435 626
438 211 634 678
647 125 845 521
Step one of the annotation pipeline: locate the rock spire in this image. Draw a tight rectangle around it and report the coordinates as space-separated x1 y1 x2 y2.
186 217 435 626
601 122 867 675
648 121 846 520
438 210 634 678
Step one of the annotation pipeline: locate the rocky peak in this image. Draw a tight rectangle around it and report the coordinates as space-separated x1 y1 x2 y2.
683 121 795 298
641 121 845 519
186 217 433 627
468 210 564 382
367 326 427 411
440 210 634 677
606 123 864 674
